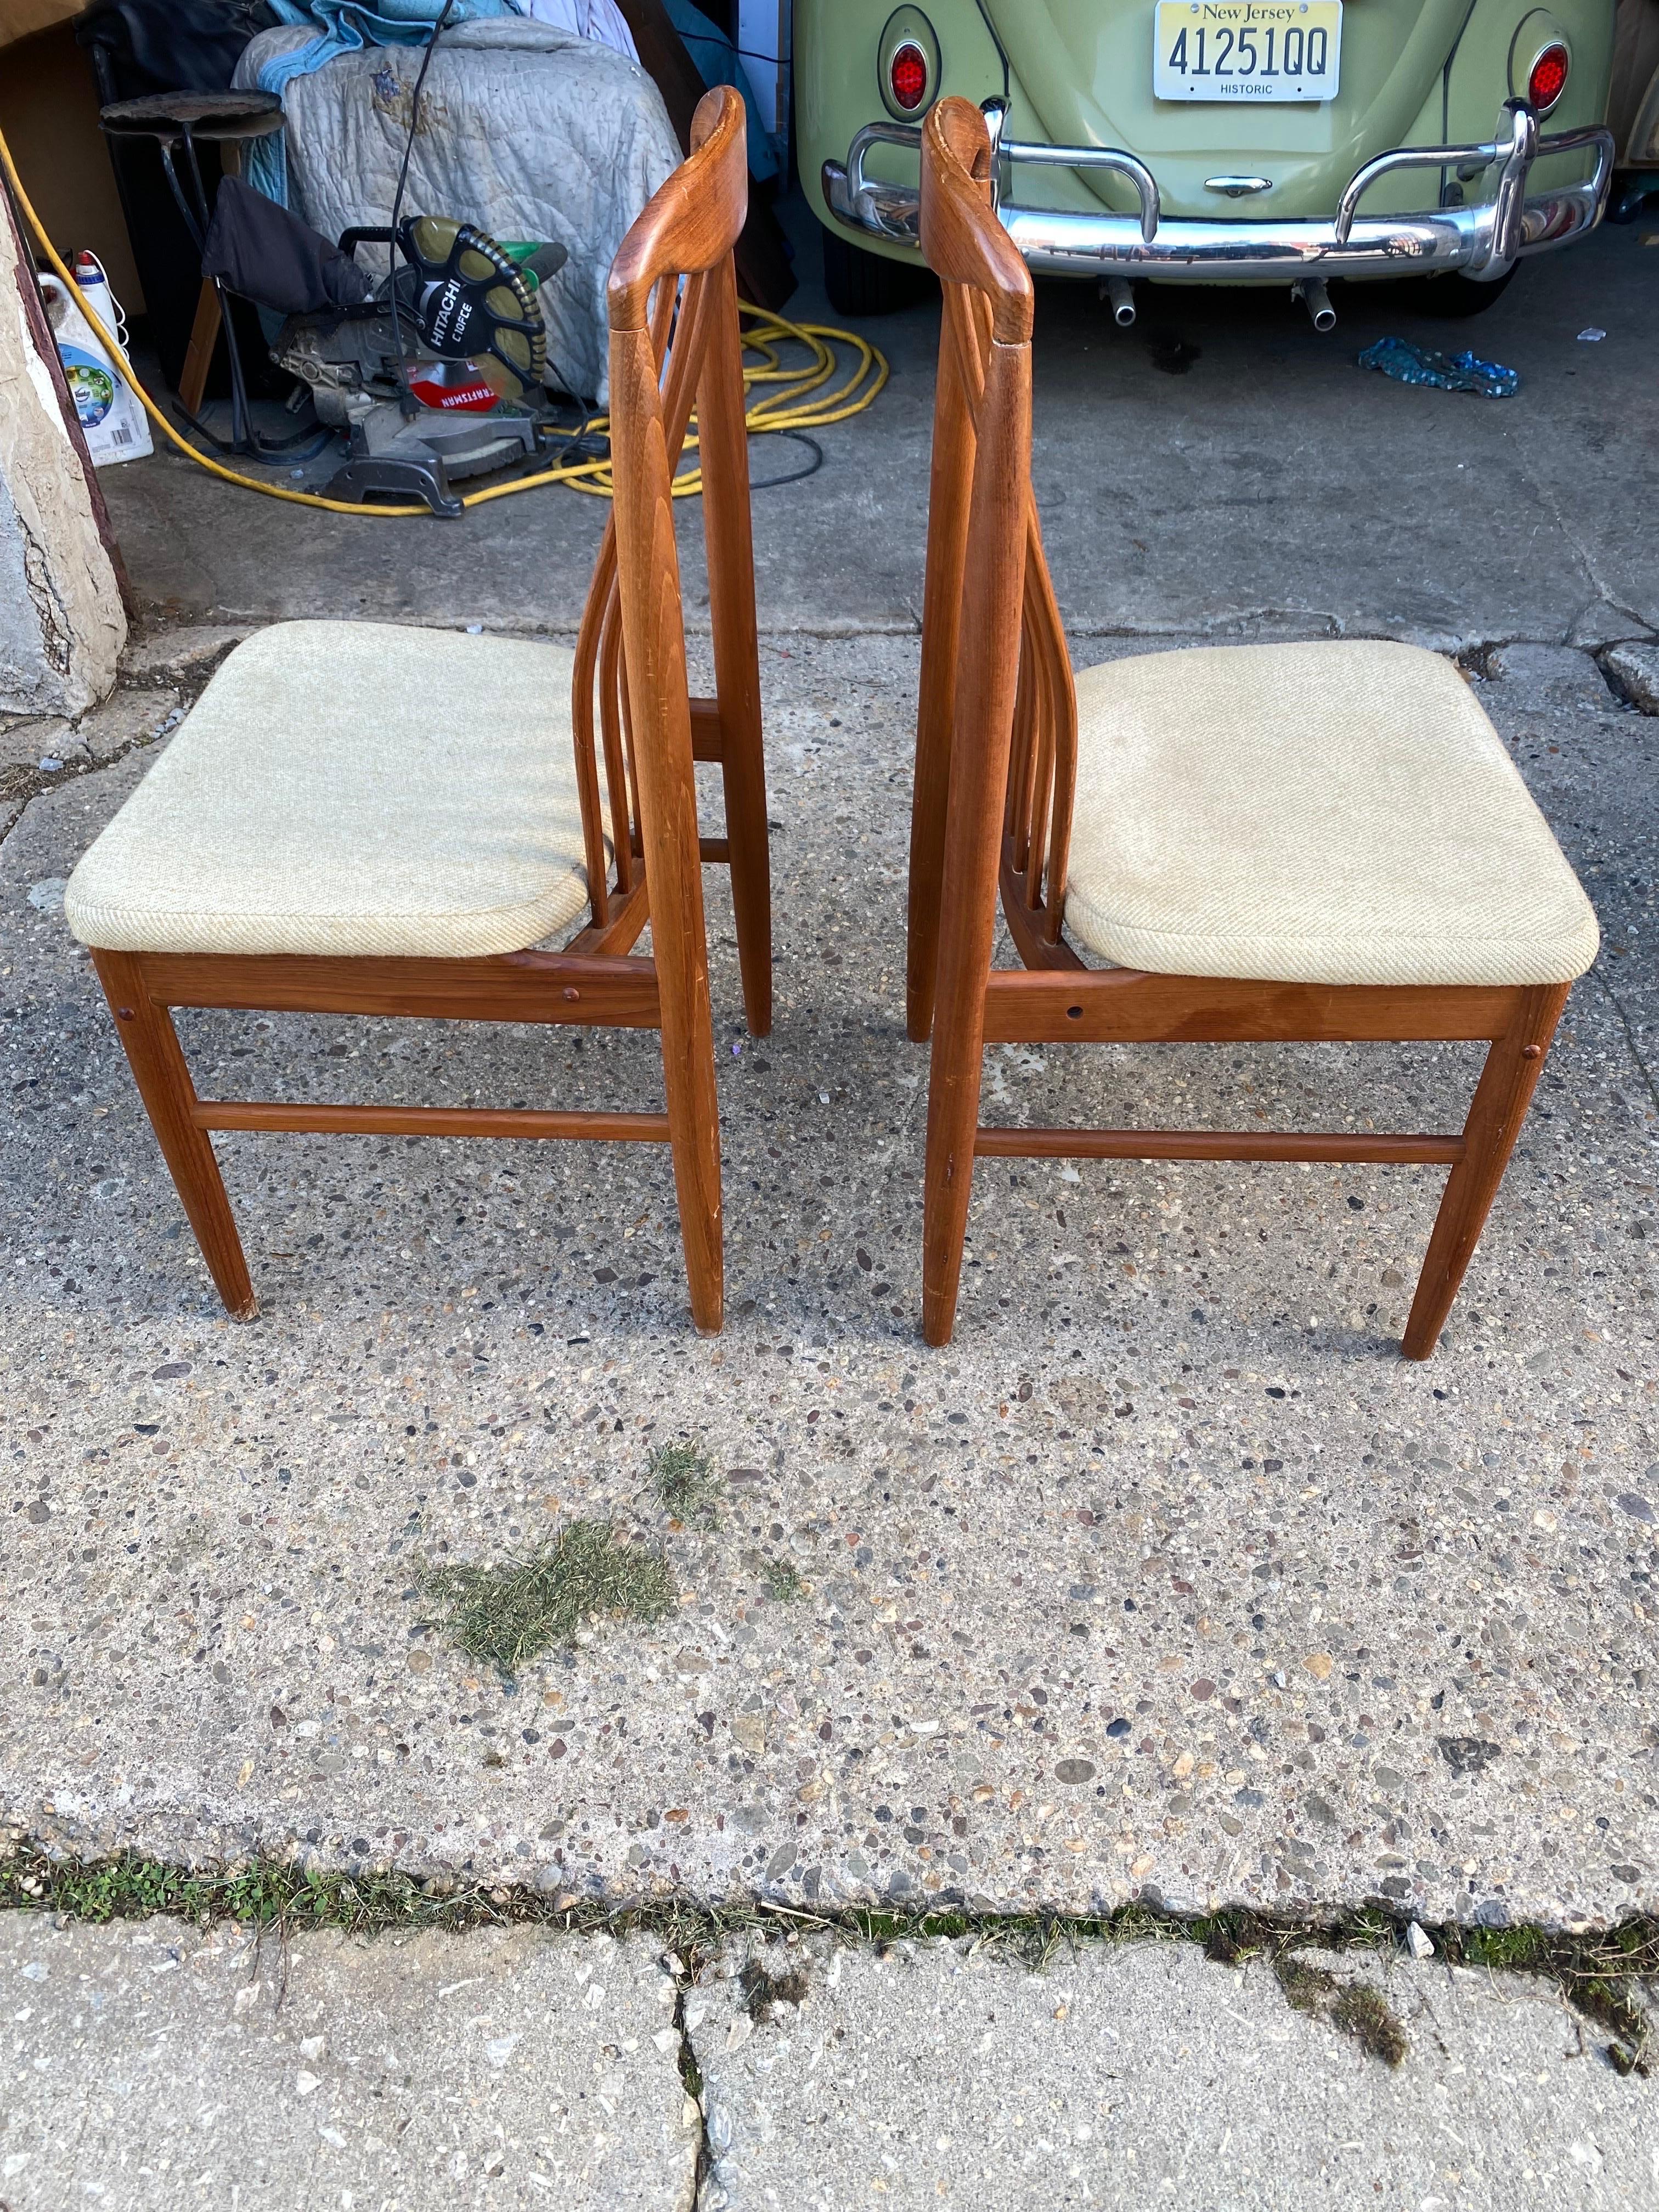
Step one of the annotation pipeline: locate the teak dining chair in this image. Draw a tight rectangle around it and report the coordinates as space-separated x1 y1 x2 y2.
65 86 768 1335
906 98 1599 1355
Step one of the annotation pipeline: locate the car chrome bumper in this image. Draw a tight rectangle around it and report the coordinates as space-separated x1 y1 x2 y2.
822 99 1613 283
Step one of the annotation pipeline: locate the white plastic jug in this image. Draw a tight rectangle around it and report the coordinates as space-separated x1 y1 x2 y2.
38 254 153 466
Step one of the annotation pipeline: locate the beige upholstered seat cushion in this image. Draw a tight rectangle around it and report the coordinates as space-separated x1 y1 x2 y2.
66 620 599 960
1062 640 1599 988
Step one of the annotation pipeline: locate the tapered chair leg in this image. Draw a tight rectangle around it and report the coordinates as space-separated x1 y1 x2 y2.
921 1007 986 1347
1403 981 1569 1359
92 950 258 1321
658 963 725 1334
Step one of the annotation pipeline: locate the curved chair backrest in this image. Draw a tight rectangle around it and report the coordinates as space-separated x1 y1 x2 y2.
910 98 1081 1015
571 84 758 933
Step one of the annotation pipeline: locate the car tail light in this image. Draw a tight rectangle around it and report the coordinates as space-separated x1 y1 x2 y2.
1528 42 1569 113
889 41 929 112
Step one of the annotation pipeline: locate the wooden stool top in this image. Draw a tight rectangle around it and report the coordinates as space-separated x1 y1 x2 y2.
99 91 284 143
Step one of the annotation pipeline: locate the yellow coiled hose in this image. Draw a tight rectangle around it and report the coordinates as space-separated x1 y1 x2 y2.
0 119 888 516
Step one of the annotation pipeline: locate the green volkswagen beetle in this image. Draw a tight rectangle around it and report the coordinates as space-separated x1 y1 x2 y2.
796 0 1616 321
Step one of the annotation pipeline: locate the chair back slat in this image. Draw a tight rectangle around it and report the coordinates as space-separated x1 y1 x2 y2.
571 87 753 929
571 532 616 912
917 98 1079 961
598 585 633 889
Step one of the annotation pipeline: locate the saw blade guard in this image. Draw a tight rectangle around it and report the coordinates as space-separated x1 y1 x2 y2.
396 216 548 402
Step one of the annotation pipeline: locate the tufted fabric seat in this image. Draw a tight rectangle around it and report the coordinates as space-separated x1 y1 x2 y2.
65 620 597 961
1062 639 1600 988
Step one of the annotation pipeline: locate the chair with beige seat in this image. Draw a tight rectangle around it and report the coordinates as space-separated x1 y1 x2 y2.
66 87 769 1334
905 97 1599 1353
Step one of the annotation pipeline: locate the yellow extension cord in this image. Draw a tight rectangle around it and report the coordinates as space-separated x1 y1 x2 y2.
0 120 888 516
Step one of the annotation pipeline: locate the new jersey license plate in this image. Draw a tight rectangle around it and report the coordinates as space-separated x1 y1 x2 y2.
1153 1 1342 101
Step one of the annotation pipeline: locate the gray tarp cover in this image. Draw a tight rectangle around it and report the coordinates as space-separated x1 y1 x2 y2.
234 20 681 400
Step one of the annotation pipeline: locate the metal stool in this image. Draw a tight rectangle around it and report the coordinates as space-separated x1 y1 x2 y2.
98 91 316 459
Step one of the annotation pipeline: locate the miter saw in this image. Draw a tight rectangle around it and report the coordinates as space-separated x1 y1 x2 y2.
276 217 568 517
202 178 572 517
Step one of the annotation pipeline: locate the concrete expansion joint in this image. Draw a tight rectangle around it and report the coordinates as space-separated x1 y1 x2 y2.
95 615 1659 655
1 1837 1652 2079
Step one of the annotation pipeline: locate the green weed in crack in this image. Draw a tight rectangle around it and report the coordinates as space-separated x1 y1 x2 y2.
0 1842 1650 2075
761 1558 804 1602
648 1441 723 1530
423 1519 675 1678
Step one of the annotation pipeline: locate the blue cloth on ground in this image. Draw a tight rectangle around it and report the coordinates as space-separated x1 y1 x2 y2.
244 0 523 204
1357 336 1520 398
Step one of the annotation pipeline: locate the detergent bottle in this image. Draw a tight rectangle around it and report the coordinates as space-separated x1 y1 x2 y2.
39 252 153 466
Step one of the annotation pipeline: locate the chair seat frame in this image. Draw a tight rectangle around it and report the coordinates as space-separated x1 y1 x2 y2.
90 87 769 1335
905 98 1573 1356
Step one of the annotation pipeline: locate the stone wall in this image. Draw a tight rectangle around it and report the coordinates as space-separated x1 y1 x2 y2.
0 180 125 715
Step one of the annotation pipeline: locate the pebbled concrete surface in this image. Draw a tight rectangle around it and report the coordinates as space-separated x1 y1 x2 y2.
0 626 1654 1932
98 209 1659 655
0 1911 696 2210
690 1929 1659 2211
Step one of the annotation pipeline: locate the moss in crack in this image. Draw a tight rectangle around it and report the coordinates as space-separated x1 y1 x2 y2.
1200 1909 1273 1967
1273 1954 1338 2016
1331 1983 1410 2069
740 1959 811 2022
1440 1922 1652 2076
1271 1951 1407 2068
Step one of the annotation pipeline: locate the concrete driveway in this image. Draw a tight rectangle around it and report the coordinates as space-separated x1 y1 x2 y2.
98 210 1659 650
1 194 1656 2209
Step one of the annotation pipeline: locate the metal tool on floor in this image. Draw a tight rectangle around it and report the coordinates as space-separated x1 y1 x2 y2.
202 176 572 516
289 219 567 519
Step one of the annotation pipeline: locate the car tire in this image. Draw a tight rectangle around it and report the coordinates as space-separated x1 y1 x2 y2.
1397 267 1519 318
820 221 933 317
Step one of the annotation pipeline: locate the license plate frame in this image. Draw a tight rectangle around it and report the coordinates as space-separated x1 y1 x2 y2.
1152 1 1343 104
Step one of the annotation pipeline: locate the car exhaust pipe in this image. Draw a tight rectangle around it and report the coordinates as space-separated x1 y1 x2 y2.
1293 276 1336 331
1099 274 1137 327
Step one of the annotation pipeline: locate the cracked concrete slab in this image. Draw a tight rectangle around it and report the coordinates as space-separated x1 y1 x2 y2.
0 627 1654 1931
0 691 180 782
98 211 1659 653
74 686 183 766
689 1931 1659 2211
1606 643 1659 717
0 718 71 775
0 1911 696 2211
